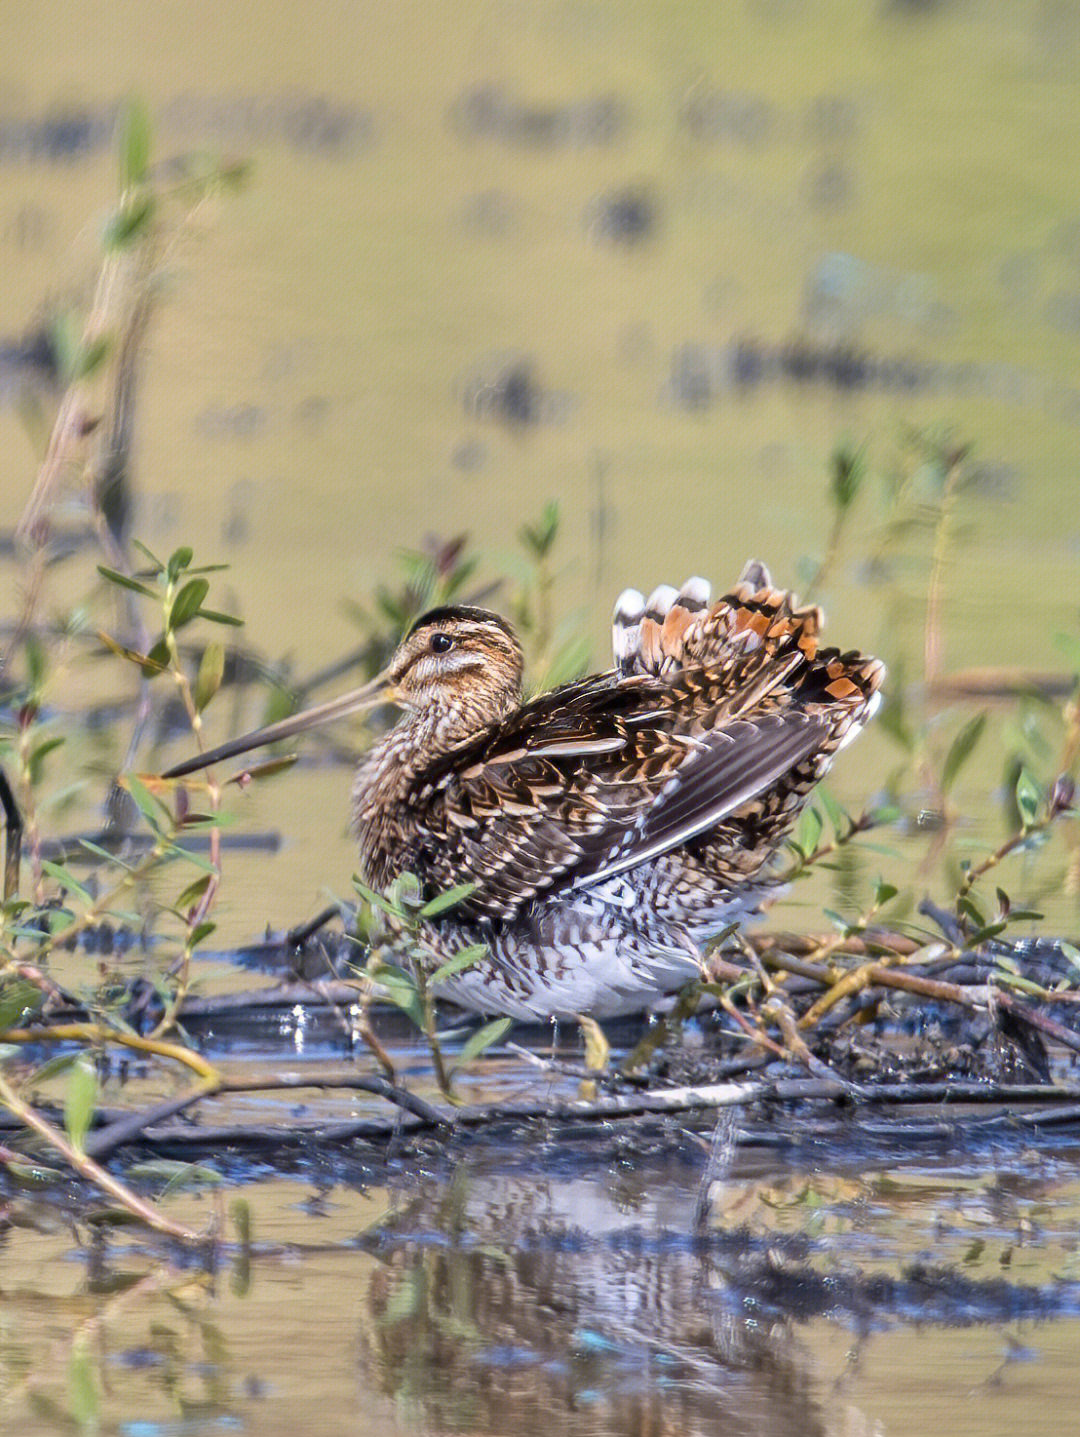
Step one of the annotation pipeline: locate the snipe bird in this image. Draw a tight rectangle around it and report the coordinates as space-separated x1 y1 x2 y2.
164 562 884 1020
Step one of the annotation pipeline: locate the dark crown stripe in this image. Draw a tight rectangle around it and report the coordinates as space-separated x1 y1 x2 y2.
407 605 518 641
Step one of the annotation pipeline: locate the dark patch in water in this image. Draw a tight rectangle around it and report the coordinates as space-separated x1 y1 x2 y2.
448 85 628 148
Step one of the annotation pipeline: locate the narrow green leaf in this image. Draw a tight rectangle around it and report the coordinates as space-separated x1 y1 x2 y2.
125 773 169 835
168 578 210 632
73 334 111 380
823 908 852 935
103 193 155 249
187 920 216 948
430 943 487 985
815 787 850 839
795 805 823 859
78 838 134 871
419 882 478 919
40 859 94 906
125 1159 224 1190
197 607 244 628
118 98 152 187
958 894 986 929
1059 941 1080 976
175 873 212 910
993 969 1046 995
969 921 1009 944
373 966 424 1027
24 631 47 691
941 712 987 795
455 1016 512 1068
28 735 65 785
97 565 156 599
873 879 898 907
166 842 217 873
64 1054 98 1153
353 877 401 919
194 642 226 712
1015 768 1041 828
130 539 165 572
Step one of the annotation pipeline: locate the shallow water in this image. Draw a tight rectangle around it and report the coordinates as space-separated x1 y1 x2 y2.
6 1121 1080 1436
2 1 1080 1432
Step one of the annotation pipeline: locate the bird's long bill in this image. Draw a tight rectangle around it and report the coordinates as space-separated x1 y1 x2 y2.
161 671 394 779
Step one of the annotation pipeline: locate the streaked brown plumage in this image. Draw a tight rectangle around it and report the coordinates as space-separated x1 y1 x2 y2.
165 561 884 1019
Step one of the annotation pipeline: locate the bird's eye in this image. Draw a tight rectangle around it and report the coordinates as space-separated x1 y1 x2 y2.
430 632 454 654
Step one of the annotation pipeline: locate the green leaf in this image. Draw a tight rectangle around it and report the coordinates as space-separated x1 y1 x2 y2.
166 545 193 582
28 735 65 785
1059 941 1080 977
166 842 217 873
823 908 853 935
175 873 213 910
168 578 210 632
131 539 165 572
354 877 402 920
969 921 1009 944
143 638 171 678
829 443 865 512
873 879 898 907
940 712 987 795
388 872 421 910
373 965 424 1028
419 882 478 918
197 607 244 628
125 1159 224 1193
31 1053 81 1085
815 787 850 839
77 839 134 871
24 631 47 691
958 894 986 929
40 859 94 906
1015 768 1041 828
118 98 152 187
97 565 156 599
64 1054 98 1153
125 773 169 836
103 192 155 249
72 334 111 380
188 920 216 948
455 1016 512 1068
194 642 226 712
795 805 823 859
430 943 487 985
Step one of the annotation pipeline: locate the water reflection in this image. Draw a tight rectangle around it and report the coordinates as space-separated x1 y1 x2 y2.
4 1137 1080 1433
349 1145 1080 1436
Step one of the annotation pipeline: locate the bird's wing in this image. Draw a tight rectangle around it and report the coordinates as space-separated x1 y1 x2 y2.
402 670 825 920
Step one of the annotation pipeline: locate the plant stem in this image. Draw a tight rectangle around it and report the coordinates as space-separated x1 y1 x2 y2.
0 1067 203 1242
